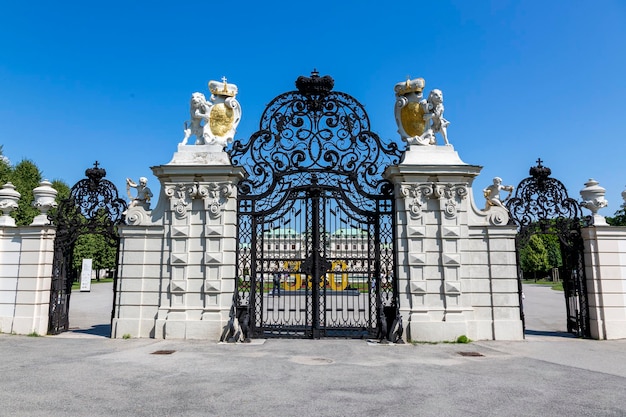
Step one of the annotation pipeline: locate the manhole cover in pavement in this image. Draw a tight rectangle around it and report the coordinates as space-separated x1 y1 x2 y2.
290 356 334 365
457 351 484 357
151 350 176 355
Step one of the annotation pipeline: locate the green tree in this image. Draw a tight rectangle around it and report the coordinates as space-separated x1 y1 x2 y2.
0 147 73 226
48 179 71 221
0 145 11 184
51 179 70 202
9 159 42 226
72 234 117 280
539 233 562 270
606 207 626 226
520 234 550 280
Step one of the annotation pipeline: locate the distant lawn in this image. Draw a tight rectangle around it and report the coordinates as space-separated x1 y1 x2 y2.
71 278 114 290
522 279 563 292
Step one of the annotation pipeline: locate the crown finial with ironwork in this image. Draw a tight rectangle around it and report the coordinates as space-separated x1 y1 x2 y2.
85 161 106 185
529 158 551 181
295 69 334 95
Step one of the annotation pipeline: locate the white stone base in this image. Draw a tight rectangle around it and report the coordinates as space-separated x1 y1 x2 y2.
0 215 16 227
30 214 51 226
111 318 157 338
11 315 48 336
407 320 468 342
400 144 466 165
151 317 225 340
168 144 231 165
406 317 524 342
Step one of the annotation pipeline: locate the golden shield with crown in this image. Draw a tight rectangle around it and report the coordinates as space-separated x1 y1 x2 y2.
394 77 428 143
209 103 235 137
400 101 426 137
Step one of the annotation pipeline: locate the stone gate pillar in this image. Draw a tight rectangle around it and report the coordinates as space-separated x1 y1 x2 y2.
0 181 56 336
113 145 245 339
582 226 626 340
385 146 522 342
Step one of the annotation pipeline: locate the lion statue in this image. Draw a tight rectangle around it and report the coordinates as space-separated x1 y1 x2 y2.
181 92 211 145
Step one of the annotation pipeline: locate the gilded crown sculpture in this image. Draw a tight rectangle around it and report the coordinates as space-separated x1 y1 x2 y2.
394 77 450 146
180 77 242 149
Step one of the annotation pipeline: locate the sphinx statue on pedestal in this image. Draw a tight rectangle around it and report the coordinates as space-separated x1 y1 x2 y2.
180 77 242 149
394 78 450 146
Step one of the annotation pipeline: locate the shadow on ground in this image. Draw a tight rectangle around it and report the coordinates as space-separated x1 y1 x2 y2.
70 324 111 337
524 329 578 338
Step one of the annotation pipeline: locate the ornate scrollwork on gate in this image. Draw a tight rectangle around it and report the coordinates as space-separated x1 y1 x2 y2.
230 70 402 202
507 160 583 230
506 159 590 338
230 72 403 339
48 162 127 335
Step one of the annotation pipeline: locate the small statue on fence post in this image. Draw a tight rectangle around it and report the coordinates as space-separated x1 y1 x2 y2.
126 177 153 210
483 177 514 210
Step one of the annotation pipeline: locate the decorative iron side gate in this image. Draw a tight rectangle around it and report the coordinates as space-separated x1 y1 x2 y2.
230 72 402 338
48 163 127 335
506 160 590 337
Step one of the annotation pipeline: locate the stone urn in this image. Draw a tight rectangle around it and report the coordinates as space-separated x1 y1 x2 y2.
0 182 21 227
31 180 58 226
580 178 608 225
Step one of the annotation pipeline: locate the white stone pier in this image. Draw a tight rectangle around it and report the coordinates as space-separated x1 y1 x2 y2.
112 145 245 339
385 146 522 342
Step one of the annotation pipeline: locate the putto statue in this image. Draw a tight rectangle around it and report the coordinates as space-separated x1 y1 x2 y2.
126 177 153 209
394 77 451 146
180 77 242 148
483 177 513 210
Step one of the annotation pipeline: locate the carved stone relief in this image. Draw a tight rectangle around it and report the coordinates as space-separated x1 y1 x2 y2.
401 183 433 219
165 182 232 219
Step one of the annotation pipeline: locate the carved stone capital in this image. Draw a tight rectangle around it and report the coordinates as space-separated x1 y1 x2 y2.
191 182 233 218
434 183 467 219
401 183 433 219
165 183 193 219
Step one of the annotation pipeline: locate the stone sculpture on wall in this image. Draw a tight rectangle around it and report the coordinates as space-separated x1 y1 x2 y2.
483 177 513 210
394 77 451 146
126 177 153 209
180 77 242 149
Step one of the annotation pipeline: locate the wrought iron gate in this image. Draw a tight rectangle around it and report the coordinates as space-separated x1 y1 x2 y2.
48 162 127 335
230 71 402 338
506 159 590 337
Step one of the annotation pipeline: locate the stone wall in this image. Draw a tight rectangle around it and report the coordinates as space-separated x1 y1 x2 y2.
0 226 55 335
582 226 626 339
386 146 523 342
111 145 244 339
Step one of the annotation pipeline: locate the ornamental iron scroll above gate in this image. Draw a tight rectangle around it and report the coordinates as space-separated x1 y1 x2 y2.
229 71 403 339
47 162 127 335
50 162 127 249
506 159 585 232
506 159 590 338
229 70 403 205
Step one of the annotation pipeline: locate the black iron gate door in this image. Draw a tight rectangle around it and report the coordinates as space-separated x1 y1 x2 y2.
506 160 590 337
48 163 126 335
230 71 402 338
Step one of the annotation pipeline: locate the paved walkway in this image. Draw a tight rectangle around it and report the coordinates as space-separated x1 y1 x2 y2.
0 283 624 416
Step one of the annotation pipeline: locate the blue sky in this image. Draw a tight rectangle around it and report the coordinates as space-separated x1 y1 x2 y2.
1 1 625 215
